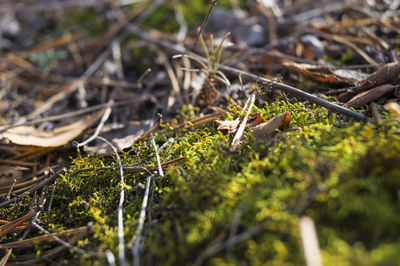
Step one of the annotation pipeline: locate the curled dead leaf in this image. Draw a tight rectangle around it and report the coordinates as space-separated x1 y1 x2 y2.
1 109 106 147
213 119 240 135
283 61 359 84
112 129 144 152
251 112 289 141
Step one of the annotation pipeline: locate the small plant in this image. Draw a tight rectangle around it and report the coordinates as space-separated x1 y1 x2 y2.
174 31 231 106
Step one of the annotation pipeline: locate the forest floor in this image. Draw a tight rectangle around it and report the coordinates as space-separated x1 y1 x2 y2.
0 0 400 265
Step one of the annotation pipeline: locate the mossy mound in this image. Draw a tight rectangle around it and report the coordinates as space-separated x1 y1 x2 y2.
2 100 400 265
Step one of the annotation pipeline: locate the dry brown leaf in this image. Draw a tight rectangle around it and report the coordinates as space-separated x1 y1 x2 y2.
344 84 396 108
251 112 289 141
112 129 144 152
1 110 105 147
283 61 359 84
213 119 240 135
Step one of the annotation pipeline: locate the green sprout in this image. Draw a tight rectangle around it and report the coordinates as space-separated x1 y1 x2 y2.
173 30 231 86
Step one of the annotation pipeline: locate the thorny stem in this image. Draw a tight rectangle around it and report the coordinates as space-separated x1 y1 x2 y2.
127 25 369 122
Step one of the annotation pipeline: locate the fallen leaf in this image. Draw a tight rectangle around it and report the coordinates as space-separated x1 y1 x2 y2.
251 112 289 141
213 119 240 135
247 112 266 128
112 129 144 152
344 84 396 108
1 110 105 147
283 61 360 84
84 122 152 155
279 112 291 129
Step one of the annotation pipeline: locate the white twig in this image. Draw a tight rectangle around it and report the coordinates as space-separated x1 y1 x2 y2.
95 136 127 266
74 104 112 148
132 134 163 265
105 249 116 266
31 219 89 255
132 174 152 266
299 216 323 266
151 134 164 177
230 94 256 151
6 178 16 200
48 180 58 211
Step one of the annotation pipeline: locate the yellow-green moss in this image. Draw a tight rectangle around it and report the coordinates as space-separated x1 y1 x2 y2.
2 100 400 265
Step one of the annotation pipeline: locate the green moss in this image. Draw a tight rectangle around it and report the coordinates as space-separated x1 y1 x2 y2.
2 100 400 265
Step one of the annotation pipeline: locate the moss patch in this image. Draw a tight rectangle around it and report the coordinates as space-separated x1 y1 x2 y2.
2 100 400 265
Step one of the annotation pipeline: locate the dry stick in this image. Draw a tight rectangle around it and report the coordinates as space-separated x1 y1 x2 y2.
0 249 11 266
193 0 218 47
0 168 65 209
299 216 323 266
105 249 116 266
47 180 57 212
31 219 94 256
230 94 256 152
95 136 127 266
5 179 16 200
151 135 164 178
73 104 112 148
0 0 113 14
132 173 152 266
151 46 184 108
126 25 369 122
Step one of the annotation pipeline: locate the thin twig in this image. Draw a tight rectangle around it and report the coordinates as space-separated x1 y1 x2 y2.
151 135 164 177
105 250 116 266
31 220 94 256
0 168 66 209
73 104 112 148
47 180 57 212
95 136 127 266
131 133 164 265
193 0 218 47
132 174 152 266
5 179 16 200
230 94 256 152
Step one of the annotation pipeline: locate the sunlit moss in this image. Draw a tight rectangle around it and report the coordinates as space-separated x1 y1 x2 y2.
2 100 400 265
